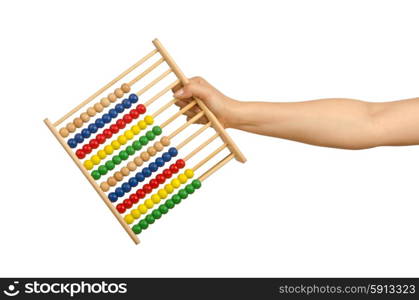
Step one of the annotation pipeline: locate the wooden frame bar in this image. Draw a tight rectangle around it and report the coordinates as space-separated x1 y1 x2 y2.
198 153 235 182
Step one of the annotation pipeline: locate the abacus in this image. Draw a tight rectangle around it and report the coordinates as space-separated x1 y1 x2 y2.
44 39 246 244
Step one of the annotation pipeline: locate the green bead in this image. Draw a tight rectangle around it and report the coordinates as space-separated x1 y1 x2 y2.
98 165 108 175
91 170 101 180
152 210 162 219
178 189 188 199
105 161 115 170
132 224 142 234
172 194 181 204
159 205 169 214
112 155 122 165
152 126 162 136
192 179 202 189
185 184 195 194
119 150 129 160
145 214 155 224
146 131 155 140
126 146 135 155
139 136 149 145
132 140 142 151
165 199 175 209
139 219 148 230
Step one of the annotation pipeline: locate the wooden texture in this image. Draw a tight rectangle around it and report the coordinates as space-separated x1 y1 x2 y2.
198 153 235 182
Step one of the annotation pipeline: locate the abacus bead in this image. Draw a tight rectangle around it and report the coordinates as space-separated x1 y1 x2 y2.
142 168 152 177
134 157 143 166
172 194 181 204
115 88 124 98
123 199 132 208
115 104 124 113
146 131 155 140
160 136 170 146
152 126 162 135
132 141 142 151
84 160 94 170
147 147 157 156
124 214 134 224
162 153 171 162
102 114 111 123
100 97 110 107
163 169 172 178
115 187 124 197
122 99 131 109
74 118 83 128
107 177 117 186
178 189 188 199
129 94 139 103
138 204 147 214
95 119 105 128
130 109 139 119
136 104 146 114
178 174 187 184
80 112 90 122
132 224 142 234
135 173 145 182
112 155 122 165
81 129 91 138
156 174 165 184
168 147 178 157
144 115 154 125
176 159 186 168
104 145 114 154
145 214 155 224
138 120 147 129
76 149 86 159
108 193 117 202
87 107 96 116
66 123 76 133
114 172 123 181
145 198 154 208
103 129 113 139
109 109 118 118
100 182 110 192
169 164 179 173
143 184 152 193
158 189 168 199
121 167 130 176
91 170 101 180
131 125 140 135
68 138 77 148
108 93 117 102
119 151 128 160
131 209 140 219
90 139 99 149
121 83 131 93
171 179 180 188
126 146 135 155
129 177 138 187
122 183 131 193
165 199 175 209
139 219 149 229
152 209 162 219
117 135 127 145
116 204 126 214
184 169 194 178
74 133 84 143
150 179 159 189
59 128 69 138
139 136 149 145
97 150 106 159
149 163 158 172
111 140 121 150
94 103 103 112
140 152 150 161
130 194 139 204
151 194 160 203
154 142 164 151
98 165 108 175
127 162 137 171
110 124 119 134
165 183 174 193
136 189 146 199
159 204 169 214
82 144 92 154
185 184 195 194
105 161 115 170
155 158 164 167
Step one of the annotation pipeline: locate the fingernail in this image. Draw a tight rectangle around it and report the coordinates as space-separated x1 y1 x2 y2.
174 88 184 97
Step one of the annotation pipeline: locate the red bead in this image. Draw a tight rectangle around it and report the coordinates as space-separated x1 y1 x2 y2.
110 124 119 134
136 189 146 199
129 109 139 119
103 129 113 138
96 134 106 144
143 184 152 194
76 149 86 159
156 174 166 184
163 169 172 178
169 164 179 173
176 159 185 168
123 199 133 209
123 114 132 124
136 104 146 114
116 119 125 129
116 204 126 214
129 194 139 204
89 139 99 149
82 144 92 154
149 179 159 189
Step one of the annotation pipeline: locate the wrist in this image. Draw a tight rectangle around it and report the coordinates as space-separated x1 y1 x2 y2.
223 97 244 129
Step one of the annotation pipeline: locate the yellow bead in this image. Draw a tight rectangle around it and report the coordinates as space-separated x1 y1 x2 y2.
145 198 154 208
178 174 187 184
124 214 134 224
138 120 147 129
144 115 154 125
131 125 140 135
111 140 121 150
138 204 148 214
104 145 114 155
84 160 94 170
131 209 141 219
124 130 134 140
171 179 181 188
97 150 107 159
164 184 174 193
118 135 127 145
158 189 168 199
91 155 101 165
151 194 160 204
184 169 194 178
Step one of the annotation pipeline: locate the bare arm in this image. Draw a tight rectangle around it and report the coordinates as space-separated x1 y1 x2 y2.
174 77 419 149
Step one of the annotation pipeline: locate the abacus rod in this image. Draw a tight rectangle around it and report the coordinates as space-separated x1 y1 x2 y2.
53 49 157 127
184 132 220 162
176 122 211 150
152 39 246 163
135 69 172 97
191 143 227 171
128 57 165 87
151 98 178 118
160 100 196 129
44 118 140 244
144 80 179 108
198 153 235 182
169 111 205 139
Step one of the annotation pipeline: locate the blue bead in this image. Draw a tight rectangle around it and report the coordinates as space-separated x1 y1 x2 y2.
129 94 138 103
122 183 131 193
115 104 124 113
81 129 91 138
102 114 111 123
122 99 131 109
74 133 84 143
168 147 178 157
88 124 98 133
162 153 171 162
95 119 105 128
109 109 118 118
142 168 152 177
128 177 138 187
115 187 124 197
155 157 164 167
67 138 77 148
108 192 118 202
149 162 158 172
135 173 145 182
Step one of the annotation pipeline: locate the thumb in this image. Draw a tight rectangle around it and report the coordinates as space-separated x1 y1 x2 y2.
174 82 211 100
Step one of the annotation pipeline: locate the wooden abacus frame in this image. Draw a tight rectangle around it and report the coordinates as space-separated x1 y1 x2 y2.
44 39 246 244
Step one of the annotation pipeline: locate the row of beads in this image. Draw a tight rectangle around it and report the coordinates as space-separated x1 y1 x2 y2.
83 116 156 170
115 159 186 213
131 179 202 234
124 169 195 225
59 83 131 138
99 136 171 192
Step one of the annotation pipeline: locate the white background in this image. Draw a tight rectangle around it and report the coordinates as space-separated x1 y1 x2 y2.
0 0 418 277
